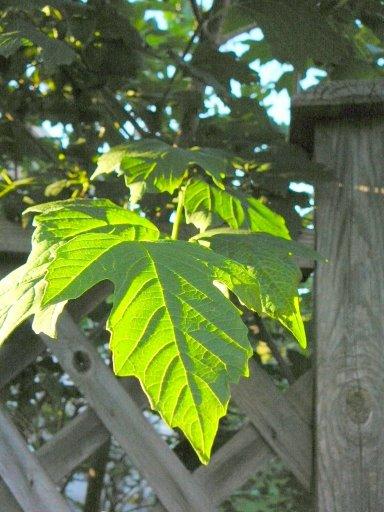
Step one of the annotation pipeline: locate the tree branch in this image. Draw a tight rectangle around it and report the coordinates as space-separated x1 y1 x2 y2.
190 0 203 24
177 0 231 146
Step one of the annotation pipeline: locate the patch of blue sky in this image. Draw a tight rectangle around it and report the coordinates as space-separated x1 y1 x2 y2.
290 182 314 221
167 65 176 78
39 82 50 94
26 65 36 78
202 86 230 117
169 118 180 132
137 6 327 125
41 121 70 148
144 10 168 30
221 30 327 125
98 142 110 154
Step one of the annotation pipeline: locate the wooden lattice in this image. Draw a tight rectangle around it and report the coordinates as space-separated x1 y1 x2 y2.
0 217 314 512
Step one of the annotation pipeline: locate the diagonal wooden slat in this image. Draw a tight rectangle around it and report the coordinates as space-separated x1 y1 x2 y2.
0 216 315 511
40 312 214 512
3 369 312 509
0 368 312 511
37 377 146 483
195 369 313 503
0 282 111 390
0 405 72 512
232 358 312 489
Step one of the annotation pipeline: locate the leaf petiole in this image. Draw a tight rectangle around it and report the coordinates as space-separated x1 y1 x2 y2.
171 186 186 240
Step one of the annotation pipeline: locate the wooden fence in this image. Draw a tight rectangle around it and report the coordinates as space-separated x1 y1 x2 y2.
0 79 383 511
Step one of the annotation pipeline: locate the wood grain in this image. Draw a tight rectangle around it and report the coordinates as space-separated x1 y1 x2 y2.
293 79 384 110
291 79 384 153
0 364 312 511
232 358 312 489
0 219 31 254
314 118 384 511
0 405 72 512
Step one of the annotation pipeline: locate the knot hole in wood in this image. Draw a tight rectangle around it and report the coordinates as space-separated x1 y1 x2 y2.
73 350 92 373
346 387 372 425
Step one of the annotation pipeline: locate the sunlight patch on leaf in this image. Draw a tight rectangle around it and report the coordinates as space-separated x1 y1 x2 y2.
92 139 235 194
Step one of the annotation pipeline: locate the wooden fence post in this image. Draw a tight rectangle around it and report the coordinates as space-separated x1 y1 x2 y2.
291 79 384 511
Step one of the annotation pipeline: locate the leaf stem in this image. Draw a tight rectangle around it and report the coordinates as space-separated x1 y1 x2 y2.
171 187 186 240
189 227 251 241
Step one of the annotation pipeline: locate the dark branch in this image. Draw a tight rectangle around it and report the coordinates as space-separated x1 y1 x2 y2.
190 0 203 24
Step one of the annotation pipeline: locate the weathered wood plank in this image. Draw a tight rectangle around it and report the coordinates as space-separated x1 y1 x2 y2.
0 332 45 389
232 359 312 489
0 218 31 254
0 405 72 512
39 408 109 481
293 79 384 110
0 364 312 511
41 313 214 512
291 79 384 153
196 423 273 503
196 368 313 502
314 118 384 511
0 481 23 512
37 377 148 482
0 282 112 390
296 228 316 271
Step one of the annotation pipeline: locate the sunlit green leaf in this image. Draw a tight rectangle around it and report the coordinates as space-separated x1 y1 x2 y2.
41 233 253 463
0 199 159 343
184 180 290 238
92 139 233 193
202 232 320 347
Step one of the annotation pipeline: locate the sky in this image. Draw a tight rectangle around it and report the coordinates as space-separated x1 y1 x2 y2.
41 13 327 142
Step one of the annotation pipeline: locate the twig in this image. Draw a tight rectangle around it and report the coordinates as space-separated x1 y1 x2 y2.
190 0 203 24
177 0 231 145
158 24 201 114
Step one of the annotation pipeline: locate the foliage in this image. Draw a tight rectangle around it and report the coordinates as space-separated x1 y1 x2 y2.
0 190 318 461
0 0 382 506
221 459 311 512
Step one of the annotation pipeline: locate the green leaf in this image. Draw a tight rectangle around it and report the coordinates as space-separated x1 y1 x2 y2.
246 197 290 239
0 240 67 342
92 139 233 194
25 198 160 242
6 18 77 67
0 31 23 58
0 199 159 343
184 180 244 231
1 199 313 462
41 234 253 463
203 232 320 348
184 180 290 238
223 0 352 69
250 143 330 184
192 43 257 92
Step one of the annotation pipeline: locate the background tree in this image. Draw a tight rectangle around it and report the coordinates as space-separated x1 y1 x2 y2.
0 0 383 510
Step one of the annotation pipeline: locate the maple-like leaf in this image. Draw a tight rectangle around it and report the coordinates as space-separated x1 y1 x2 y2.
92 138 235 194
0 199 159 343
203 232 320 347
0 199 314 463
184 180 290 238
41 234 253 463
